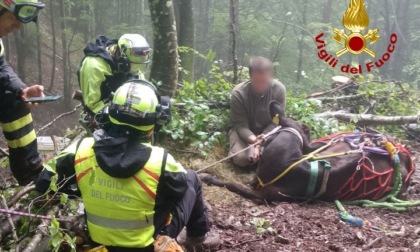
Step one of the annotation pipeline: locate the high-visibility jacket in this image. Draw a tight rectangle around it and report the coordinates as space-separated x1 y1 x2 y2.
74 138 166 248
77 36 145 114
36 133 189 248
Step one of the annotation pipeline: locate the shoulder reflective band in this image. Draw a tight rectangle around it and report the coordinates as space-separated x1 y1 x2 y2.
86 212 153 230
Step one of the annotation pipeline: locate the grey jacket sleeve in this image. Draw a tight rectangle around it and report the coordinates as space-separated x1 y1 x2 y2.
230 90 254 142
273 80 286 109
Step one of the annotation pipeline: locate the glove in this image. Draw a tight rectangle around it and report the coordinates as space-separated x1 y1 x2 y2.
154 235 184 252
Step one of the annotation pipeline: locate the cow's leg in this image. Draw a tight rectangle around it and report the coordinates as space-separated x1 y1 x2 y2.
199 173 263 201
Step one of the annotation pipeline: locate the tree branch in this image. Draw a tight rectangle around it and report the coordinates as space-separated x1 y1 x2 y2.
7 183 36 208
0 195 20 251
36 104 82 134
318 112 420 126
21 206 59 252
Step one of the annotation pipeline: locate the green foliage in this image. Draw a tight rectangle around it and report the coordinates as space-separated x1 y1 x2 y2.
355 76 420 135
286 95 352 139
250 218 277 235
164 55 233 155
0 157 9 169
49 216 76 252
44 158 59 192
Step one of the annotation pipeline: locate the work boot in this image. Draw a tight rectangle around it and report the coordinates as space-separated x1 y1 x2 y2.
184 230 220 251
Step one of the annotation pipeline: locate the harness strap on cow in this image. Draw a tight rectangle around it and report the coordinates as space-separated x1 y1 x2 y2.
257 137 339 187
305 161 319 198
305 160 332 199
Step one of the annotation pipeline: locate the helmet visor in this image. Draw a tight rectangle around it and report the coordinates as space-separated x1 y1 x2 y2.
6 2 45 23
128 48 151 64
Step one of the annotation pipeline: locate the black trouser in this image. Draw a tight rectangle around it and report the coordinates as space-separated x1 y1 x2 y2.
0 92 42 185
164 170 210 238
106 170 210 252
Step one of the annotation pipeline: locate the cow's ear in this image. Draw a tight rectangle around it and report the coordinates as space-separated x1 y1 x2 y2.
269 100 285 118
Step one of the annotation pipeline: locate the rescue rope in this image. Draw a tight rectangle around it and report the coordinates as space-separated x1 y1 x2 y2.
342 158 420 211
260 131 420 211
0 208 73 222
335 200 371 228
333 136 420 211
197 126 283 173
257 137 340 187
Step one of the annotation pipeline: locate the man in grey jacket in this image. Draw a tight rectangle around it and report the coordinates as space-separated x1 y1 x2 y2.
229 56 286 167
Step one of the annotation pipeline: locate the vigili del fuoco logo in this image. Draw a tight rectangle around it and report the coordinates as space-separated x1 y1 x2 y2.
315 0 397 74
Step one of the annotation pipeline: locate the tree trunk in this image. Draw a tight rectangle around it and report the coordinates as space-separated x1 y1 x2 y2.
140 0 145 24
296 0 308 84
148 0 179 97
36 22 43 85
229 0 238 84
48 0 57 92
193 0 211 78
322 0 334 23
15 28 26 82
176 0 195 82
60 0 71 108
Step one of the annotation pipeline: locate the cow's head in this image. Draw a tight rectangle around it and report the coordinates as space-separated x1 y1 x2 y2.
269 100 312 141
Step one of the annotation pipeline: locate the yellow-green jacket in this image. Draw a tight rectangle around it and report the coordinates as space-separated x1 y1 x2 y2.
37 131 188 248
78 35 153 114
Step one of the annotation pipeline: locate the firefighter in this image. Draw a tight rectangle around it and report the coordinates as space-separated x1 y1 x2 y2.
78 34 151 115
0 0 45 185
36 81 220 252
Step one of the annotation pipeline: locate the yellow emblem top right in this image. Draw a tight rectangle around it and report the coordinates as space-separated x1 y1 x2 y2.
332 0 381 57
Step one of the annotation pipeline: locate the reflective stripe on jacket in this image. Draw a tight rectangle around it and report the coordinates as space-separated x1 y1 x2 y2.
74 138 165 248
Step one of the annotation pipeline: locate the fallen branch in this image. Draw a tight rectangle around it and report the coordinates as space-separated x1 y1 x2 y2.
173 102 230 109
363 236 383 250
309 93 365 103
0 208 23 242
0 148 9 157
307 79 402 99
7 183 36 208
0 195 20 251
36 104 82 134
21 206 59 252
318 112 420 126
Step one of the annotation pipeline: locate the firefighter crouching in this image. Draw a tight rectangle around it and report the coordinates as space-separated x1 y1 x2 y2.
36 81 220 252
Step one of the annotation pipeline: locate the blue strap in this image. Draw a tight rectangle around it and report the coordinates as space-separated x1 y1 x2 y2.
306 161 319 198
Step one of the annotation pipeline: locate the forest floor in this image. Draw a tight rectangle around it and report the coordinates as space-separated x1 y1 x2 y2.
1 107 420 252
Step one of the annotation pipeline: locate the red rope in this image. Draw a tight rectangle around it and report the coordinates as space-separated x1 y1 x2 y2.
312 132 416 200
395 143 415 183
335 156 394 201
